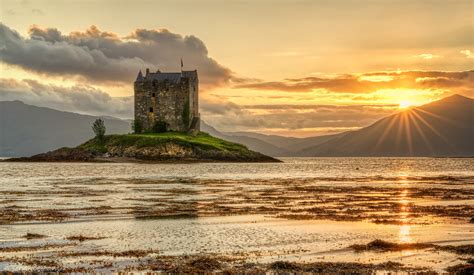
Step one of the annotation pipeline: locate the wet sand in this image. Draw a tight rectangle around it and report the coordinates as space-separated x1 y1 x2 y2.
0 159 473 273
1 176 472 225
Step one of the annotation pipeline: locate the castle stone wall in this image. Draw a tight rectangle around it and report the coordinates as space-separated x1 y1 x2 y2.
134 70 199 132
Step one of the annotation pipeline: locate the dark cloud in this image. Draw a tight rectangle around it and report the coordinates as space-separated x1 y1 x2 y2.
0 78 133 118
200 100 242 116
243 104 398 110
0 23 232 88
235 70 474 95
201 100 396 133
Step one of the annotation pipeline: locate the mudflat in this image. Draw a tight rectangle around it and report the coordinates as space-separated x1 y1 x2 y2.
0 158 473 273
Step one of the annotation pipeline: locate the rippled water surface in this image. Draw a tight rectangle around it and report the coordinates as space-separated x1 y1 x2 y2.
0 158 473 272
2 157 473 180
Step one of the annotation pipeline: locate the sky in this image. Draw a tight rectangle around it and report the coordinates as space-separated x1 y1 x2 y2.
0 0 473 137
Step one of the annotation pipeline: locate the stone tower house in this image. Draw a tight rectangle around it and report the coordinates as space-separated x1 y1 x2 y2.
134 68 200 132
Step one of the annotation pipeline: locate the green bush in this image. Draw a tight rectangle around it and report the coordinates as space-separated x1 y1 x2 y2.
132 120 143 134
152 121 169 133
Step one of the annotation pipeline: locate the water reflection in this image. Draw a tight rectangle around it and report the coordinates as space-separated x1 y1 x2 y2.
399 224 411 243
398 188 412 243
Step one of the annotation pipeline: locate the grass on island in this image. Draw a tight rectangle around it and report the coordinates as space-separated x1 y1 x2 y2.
79 132 249 154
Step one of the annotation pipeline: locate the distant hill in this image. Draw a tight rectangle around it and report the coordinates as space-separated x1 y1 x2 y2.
200 122 291 156
1 101 307 157
0 101 306 157
0 101 130 157
201 121 345 156
227 131 345 153
3 95 471 158
299 94 474 157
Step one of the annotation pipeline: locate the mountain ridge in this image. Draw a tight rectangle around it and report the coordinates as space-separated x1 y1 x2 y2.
1 95 473 157
0 101 131 157
299 94 474 157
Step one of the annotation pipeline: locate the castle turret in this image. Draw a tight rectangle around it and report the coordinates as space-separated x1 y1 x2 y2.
135 70 143 82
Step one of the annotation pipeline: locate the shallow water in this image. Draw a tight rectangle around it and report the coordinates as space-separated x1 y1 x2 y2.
0 158 473 272
1 157 473 180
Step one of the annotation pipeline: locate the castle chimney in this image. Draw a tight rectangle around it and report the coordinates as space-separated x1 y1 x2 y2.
146 68 150 76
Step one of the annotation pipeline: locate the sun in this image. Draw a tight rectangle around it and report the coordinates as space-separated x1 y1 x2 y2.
399 100 412 109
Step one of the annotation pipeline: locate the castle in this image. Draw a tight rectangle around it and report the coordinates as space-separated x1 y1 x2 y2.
134 67 200 133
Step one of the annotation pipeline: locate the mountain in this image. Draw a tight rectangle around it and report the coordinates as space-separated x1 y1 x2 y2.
300 94 474 157
0 101 302 158
3 94 471 158
281 133 347 153
0 101 130 157
200 121 346 156
0 101 309 157
200 121 291 156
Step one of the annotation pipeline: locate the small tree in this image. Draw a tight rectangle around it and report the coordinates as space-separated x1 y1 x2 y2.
152 121 168 133
132 120 143 134
92 118 106 141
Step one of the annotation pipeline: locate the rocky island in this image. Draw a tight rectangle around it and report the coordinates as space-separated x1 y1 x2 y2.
5 132 279 163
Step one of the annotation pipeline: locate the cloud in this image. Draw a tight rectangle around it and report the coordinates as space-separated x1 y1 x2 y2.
201 99 397 134
235 70 474 94
0 78 133 118
0 76 398 134
0 23 232 88
200 100 243 116
413 54 442 60
460 50 474 58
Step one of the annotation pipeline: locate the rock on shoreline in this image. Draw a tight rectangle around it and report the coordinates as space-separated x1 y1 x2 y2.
5 132 280 163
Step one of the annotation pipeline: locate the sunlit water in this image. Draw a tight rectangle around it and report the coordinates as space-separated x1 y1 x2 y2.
0 158 473 272
1 157 473 180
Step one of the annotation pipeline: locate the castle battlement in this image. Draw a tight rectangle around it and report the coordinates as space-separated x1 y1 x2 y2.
134 68 200 132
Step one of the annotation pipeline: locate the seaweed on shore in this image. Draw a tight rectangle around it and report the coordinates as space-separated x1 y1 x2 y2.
269 260 420 273
66 235 105 242
446 259 474 275
57 249 160 258
0 208 70 224
350 239 434 252
23 232 47 240
350 239 474 256
0 253 428 273
438 245 474 255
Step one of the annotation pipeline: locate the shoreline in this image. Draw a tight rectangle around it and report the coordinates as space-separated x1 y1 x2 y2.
1 157 282 164
1 215 473 273
0 132 282 163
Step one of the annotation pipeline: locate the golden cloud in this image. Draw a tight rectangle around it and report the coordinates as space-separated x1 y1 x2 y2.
234 70 474 95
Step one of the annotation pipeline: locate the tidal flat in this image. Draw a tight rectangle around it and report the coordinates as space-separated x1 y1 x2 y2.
0 158 473 273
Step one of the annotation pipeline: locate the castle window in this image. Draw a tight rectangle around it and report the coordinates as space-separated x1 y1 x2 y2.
149 107 153 113
152 93 156 97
